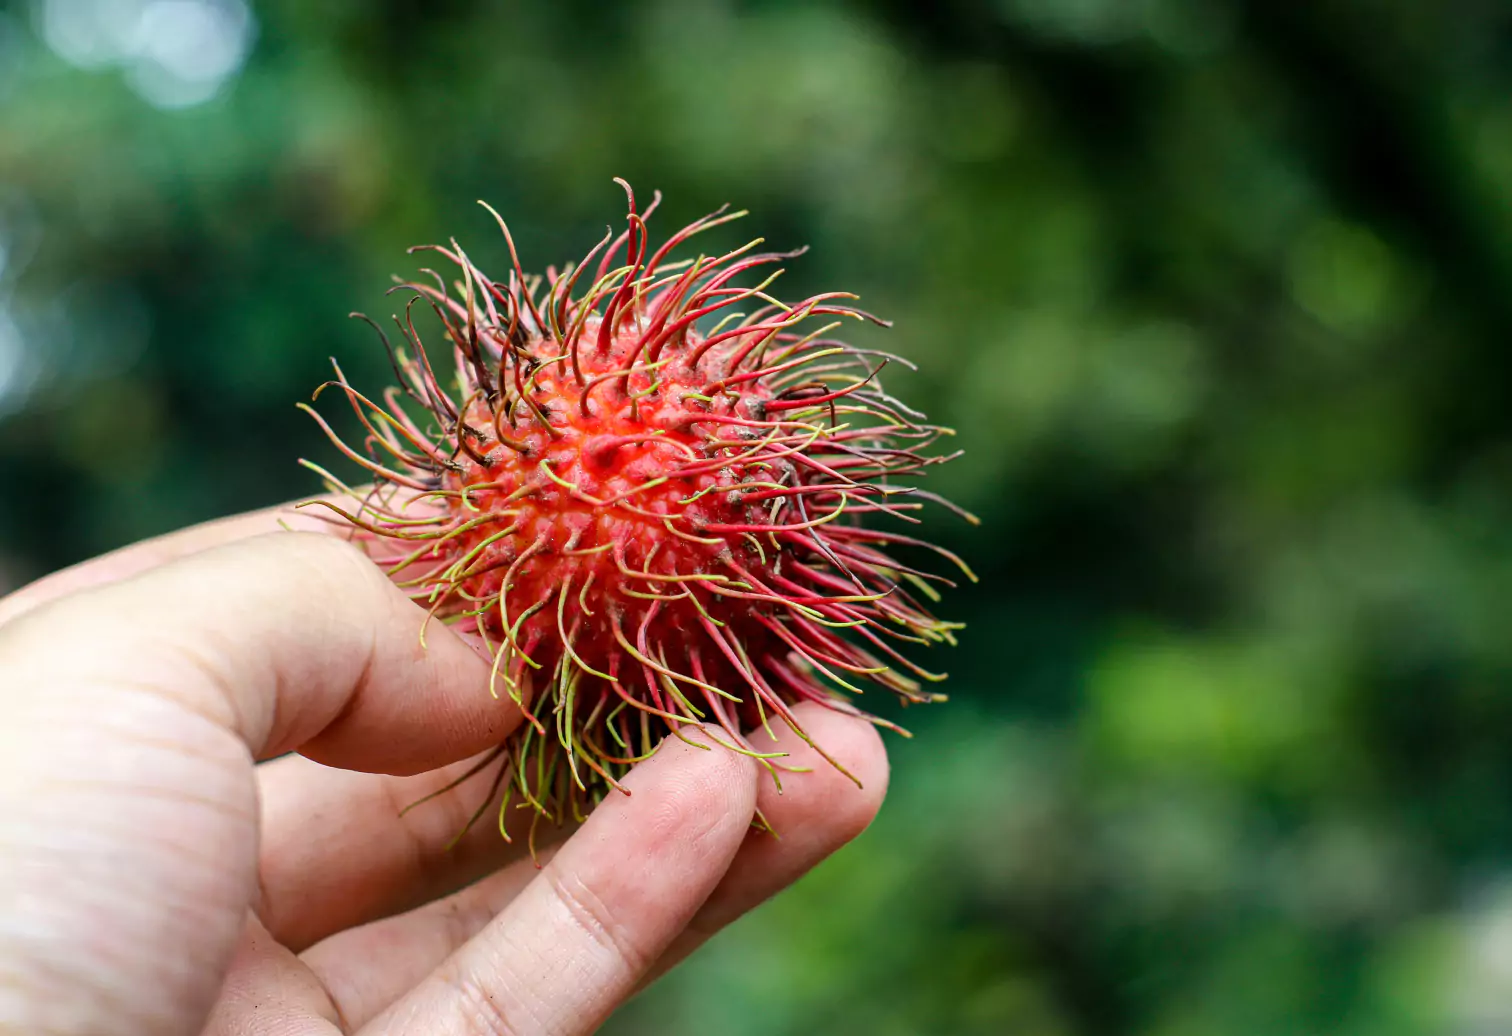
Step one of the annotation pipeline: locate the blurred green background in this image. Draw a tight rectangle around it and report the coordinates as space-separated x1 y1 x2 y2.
4 0 1512 1032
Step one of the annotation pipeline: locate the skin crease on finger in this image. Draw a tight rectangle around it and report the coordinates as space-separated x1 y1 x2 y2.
0 521 892 1036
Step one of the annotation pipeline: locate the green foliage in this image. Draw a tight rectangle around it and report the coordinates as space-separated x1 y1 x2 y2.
4 0 1512 1031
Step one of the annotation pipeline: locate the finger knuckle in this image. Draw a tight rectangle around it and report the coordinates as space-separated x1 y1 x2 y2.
442 968 527 1036
544 865 654 977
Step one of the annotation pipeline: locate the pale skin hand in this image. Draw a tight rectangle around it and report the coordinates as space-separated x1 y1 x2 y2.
0 509 888 1035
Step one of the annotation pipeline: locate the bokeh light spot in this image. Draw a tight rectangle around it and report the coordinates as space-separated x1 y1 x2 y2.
36 0 255 108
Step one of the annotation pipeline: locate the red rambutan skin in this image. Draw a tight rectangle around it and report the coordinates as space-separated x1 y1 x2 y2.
303 183 974 828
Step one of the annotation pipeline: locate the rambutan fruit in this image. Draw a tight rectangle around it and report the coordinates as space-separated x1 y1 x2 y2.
301 180 975 835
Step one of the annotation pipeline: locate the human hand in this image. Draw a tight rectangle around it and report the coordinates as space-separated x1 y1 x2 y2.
0 508 887 1035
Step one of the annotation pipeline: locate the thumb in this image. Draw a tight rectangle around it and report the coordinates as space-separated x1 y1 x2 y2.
0 532 514 1036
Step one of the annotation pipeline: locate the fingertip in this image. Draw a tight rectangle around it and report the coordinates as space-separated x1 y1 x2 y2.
755 703 891 846
647 723 764 786
631 705 896 985
616 724 761 846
